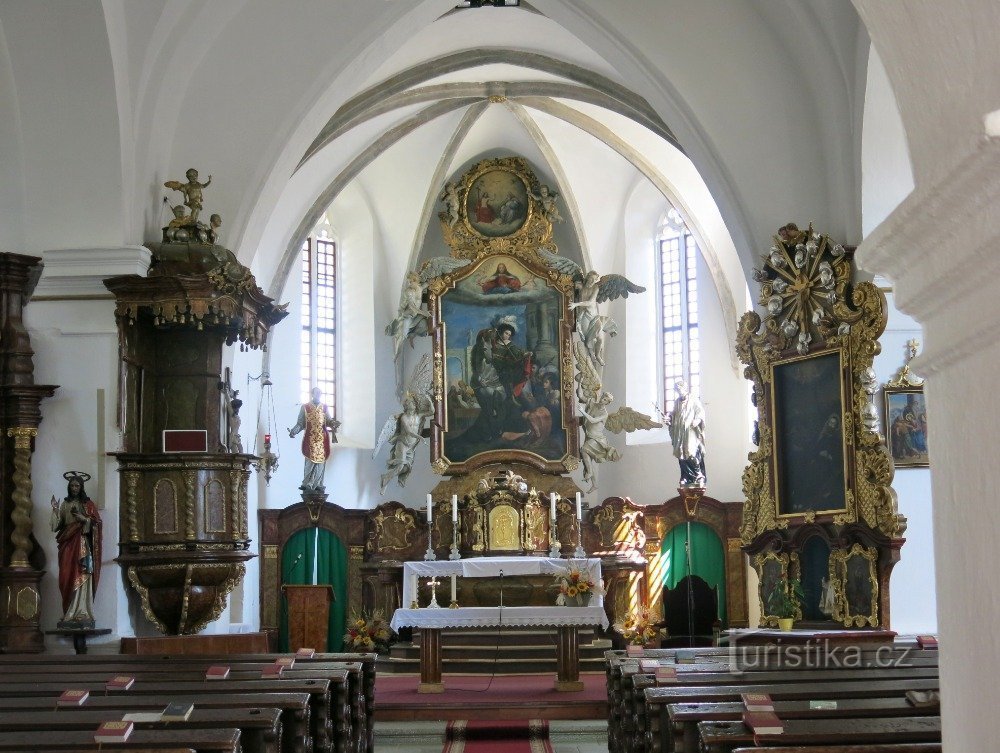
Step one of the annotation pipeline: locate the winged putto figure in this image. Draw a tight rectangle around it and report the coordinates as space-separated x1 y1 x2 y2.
373 354 435 493
574 341 661 491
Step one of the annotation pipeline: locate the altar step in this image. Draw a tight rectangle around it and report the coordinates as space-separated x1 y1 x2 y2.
378 627 611 675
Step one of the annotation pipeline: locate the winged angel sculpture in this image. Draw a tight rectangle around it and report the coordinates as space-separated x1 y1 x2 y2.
384 256 472 359
574 341 661 491
537 249 644 369
373 354 435 493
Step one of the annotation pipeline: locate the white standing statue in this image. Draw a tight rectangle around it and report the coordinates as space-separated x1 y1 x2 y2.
664 379 706 487
288 387 340 492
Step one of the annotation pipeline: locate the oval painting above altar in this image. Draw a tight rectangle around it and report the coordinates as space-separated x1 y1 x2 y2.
465 168 530 237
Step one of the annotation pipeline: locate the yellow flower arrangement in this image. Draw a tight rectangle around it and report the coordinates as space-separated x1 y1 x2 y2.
343 609 393 653
554 561 604 606
613 604 661 646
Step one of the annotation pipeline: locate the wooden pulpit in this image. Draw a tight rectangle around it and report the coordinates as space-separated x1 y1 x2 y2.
282 584 335 652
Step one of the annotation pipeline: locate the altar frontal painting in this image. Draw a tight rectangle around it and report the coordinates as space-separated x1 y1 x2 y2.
437 254 571 470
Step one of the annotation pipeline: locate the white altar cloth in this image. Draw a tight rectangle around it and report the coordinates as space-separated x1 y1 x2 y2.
399 556 603 609
390 605 609 631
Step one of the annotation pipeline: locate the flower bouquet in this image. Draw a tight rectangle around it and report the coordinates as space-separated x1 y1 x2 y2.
554 561 603 606
613 604 661 646
343 609 393 653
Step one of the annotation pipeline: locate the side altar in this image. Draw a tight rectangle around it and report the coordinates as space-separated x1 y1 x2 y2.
391 557 607 692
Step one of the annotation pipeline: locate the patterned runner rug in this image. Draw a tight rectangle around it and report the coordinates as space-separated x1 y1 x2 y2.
443 720 553 753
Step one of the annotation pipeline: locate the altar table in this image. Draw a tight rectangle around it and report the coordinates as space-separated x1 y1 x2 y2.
392 557 607 693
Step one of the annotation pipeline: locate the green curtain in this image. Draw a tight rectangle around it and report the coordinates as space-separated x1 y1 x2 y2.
661 521 727 625
314 528 348 652
278 527 348 652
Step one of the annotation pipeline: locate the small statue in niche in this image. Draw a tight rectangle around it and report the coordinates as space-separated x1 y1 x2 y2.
50 472 102 629
819 576 836 616
288 387 340 492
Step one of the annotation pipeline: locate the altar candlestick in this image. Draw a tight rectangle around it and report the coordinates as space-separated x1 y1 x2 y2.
576 492 582 520
451 494 458 522
426 493 432 523
550 492 557 521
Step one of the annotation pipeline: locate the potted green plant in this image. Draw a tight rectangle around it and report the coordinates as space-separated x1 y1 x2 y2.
767 578 804 631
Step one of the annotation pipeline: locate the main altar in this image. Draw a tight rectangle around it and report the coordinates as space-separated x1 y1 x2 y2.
391 557 606 692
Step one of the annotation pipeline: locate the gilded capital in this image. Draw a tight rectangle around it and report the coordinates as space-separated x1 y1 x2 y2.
6 427 37 449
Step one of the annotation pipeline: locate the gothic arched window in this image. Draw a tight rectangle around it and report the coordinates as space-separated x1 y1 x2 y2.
300 229 337 412
658 209 700 411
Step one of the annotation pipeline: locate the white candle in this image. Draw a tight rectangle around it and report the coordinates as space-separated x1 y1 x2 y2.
550 492 557 521
451 574 457 602
451 494 458 522
412 574 418 604
576 492 582 520
427 493 433 523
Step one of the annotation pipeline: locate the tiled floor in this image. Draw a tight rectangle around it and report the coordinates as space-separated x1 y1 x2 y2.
374 719 608 753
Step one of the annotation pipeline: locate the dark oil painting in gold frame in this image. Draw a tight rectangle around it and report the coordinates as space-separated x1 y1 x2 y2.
770 349 851 517
883 386 929 468
431 253 577 474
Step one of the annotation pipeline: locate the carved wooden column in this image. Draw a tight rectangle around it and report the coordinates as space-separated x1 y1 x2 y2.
0 253 57 653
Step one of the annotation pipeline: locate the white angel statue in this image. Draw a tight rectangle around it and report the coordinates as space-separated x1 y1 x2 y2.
574 341 661 490
373 354 435 493
385 272 430 358
537 249 645 369
533 184 564 223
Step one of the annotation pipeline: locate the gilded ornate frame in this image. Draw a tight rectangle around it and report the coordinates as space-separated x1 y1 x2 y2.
754 550 800 627
427 157 579 475
830 543 879 627
882 385 929 468
738 224 902 543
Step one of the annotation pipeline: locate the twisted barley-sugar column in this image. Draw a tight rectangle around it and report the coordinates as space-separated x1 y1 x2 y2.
7 427 38 568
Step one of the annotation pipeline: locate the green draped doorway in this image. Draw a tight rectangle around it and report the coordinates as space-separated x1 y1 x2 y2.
660 521 727 625
279 526 348 652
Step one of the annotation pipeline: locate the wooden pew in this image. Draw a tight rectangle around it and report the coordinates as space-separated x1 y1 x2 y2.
668 698 940 753
0 678 333 753
644 678 941 753
605 645 938 753
698 716 942 753
0 728 242 752
731 745 942 753
0 651 376 753
0 693 310 753
0 663 353 753
0 708 280 753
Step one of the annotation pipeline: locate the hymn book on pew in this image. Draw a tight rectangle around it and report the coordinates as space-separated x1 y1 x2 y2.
742 710 784 735
94 720 134 743
275 656 296 668
655 666 677 682
261 662 284 677
57 689 89 706
205 665 230 680
160 701 195 722
741 692 774 711
121 712 164 723
916 634 939 649
105 675 135 691
675 649 698 664
296 647 316 658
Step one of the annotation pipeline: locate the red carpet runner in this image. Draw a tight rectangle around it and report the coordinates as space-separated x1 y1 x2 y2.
443 720 553 753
